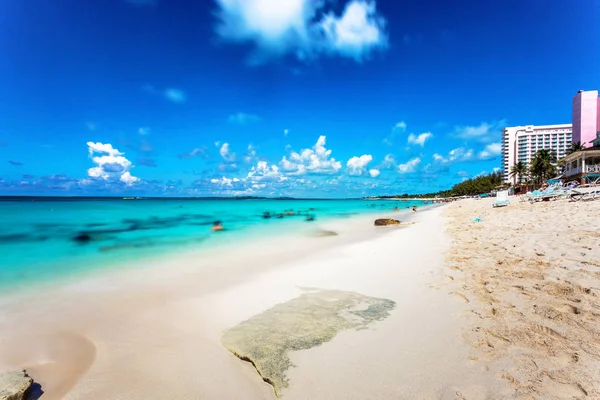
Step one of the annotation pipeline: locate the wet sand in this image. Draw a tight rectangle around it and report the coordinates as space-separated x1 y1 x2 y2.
0 206 508 399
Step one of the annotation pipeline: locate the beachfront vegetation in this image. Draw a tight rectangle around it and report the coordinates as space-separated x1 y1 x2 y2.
509 161 528 185
384 171 503 198
566 141 585 155
529 149 557 184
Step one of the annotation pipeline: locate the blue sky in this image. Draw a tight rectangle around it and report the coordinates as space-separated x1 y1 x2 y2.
0 0 598 197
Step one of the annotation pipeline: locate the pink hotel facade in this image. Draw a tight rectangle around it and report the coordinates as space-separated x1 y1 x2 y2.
501 89 600 184
572 89 600 147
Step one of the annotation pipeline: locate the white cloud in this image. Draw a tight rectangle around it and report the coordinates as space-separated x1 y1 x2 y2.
478 142 501 160
346 154 373 175
138 127 150 135
383 121 407 145
244 144 258 163
120 171 139 185
453 120 506 142
219 142 236 162
319 0 388 61
228 112 261 124
397 157 421 173
210 176 241 187
379 154 396 169
164 88 186 103
280 135 342 175
393 121 407 131
433 148 474 164
407 131 432 147
284 129 289 136
369 168 380 177
247 161 288 182
85 142 139 186
214 0 388 63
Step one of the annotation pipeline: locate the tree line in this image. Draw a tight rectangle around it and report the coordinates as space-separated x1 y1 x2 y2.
381 171 503 199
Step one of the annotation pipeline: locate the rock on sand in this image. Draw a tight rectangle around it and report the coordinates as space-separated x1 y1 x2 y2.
0 370 33 400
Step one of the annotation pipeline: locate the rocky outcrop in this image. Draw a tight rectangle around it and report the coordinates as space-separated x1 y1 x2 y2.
0 370 33 400
374 218 401 226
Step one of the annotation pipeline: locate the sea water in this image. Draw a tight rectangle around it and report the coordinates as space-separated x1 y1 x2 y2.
0 197 424 290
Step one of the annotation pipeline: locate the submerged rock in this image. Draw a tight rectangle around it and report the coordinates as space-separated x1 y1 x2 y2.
374 218 401 226
0 370 33 400
72 233 92 242
222 289 395 397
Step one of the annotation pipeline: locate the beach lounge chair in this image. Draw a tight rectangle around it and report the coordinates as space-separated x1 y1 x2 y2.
492 190 510 207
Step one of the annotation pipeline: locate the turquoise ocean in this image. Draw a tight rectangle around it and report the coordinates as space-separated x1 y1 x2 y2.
0 197 424 291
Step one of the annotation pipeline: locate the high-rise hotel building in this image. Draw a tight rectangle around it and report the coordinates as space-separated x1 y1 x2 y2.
501 124 572 184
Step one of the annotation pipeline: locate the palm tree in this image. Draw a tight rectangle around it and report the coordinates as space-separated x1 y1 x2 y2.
530 149 557 184
509 161 527 185
566 141 585 155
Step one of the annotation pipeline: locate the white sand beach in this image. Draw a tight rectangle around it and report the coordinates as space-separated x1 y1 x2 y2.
2 198 598 399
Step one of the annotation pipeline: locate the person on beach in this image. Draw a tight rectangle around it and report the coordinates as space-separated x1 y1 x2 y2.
211 221 224 231
412 205 417 212
394 206 399 211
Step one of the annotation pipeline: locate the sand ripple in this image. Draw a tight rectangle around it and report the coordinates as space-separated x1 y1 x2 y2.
442 199 600 399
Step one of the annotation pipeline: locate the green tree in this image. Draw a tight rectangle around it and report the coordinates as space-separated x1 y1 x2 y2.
509 161 527 185
530 149 557 184
566 141 585 155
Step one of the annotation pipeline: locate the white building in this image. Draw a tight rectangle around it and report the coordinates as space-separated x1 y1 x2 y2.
501 124 572 184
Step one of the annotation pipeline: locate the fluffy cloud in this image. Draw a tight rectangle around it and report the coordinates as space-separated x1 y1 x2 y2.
397 157 421 173
319 0 388 61
214 0 388 63
284 129 289 136
433 148 474 164
228 112 261 124
407 131 432 147
346 154 373 175
453 120 506 142
219 143 236 162
138 127 150 135
383 121 406 145
247 161 287 182
369 168 380 177
210 176 241 187
478 142 502 160
379 154 396 169
86 142 139 186
280 135 342 175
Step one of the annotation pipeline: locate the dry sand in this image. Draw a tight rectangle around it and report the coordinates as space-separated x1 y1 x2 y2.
0 205 513 399
441 198 600 399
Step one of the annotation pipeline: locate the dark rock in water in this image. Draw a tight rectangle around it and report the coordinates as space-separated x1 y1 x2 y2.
0 369 33 400
73 233 92 242
306 215 315 221
374 218 401 226
262 212 271 219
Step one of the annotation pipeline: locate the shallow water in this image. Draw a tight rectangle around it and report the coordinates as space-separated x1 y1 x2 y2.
0 197 424 289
